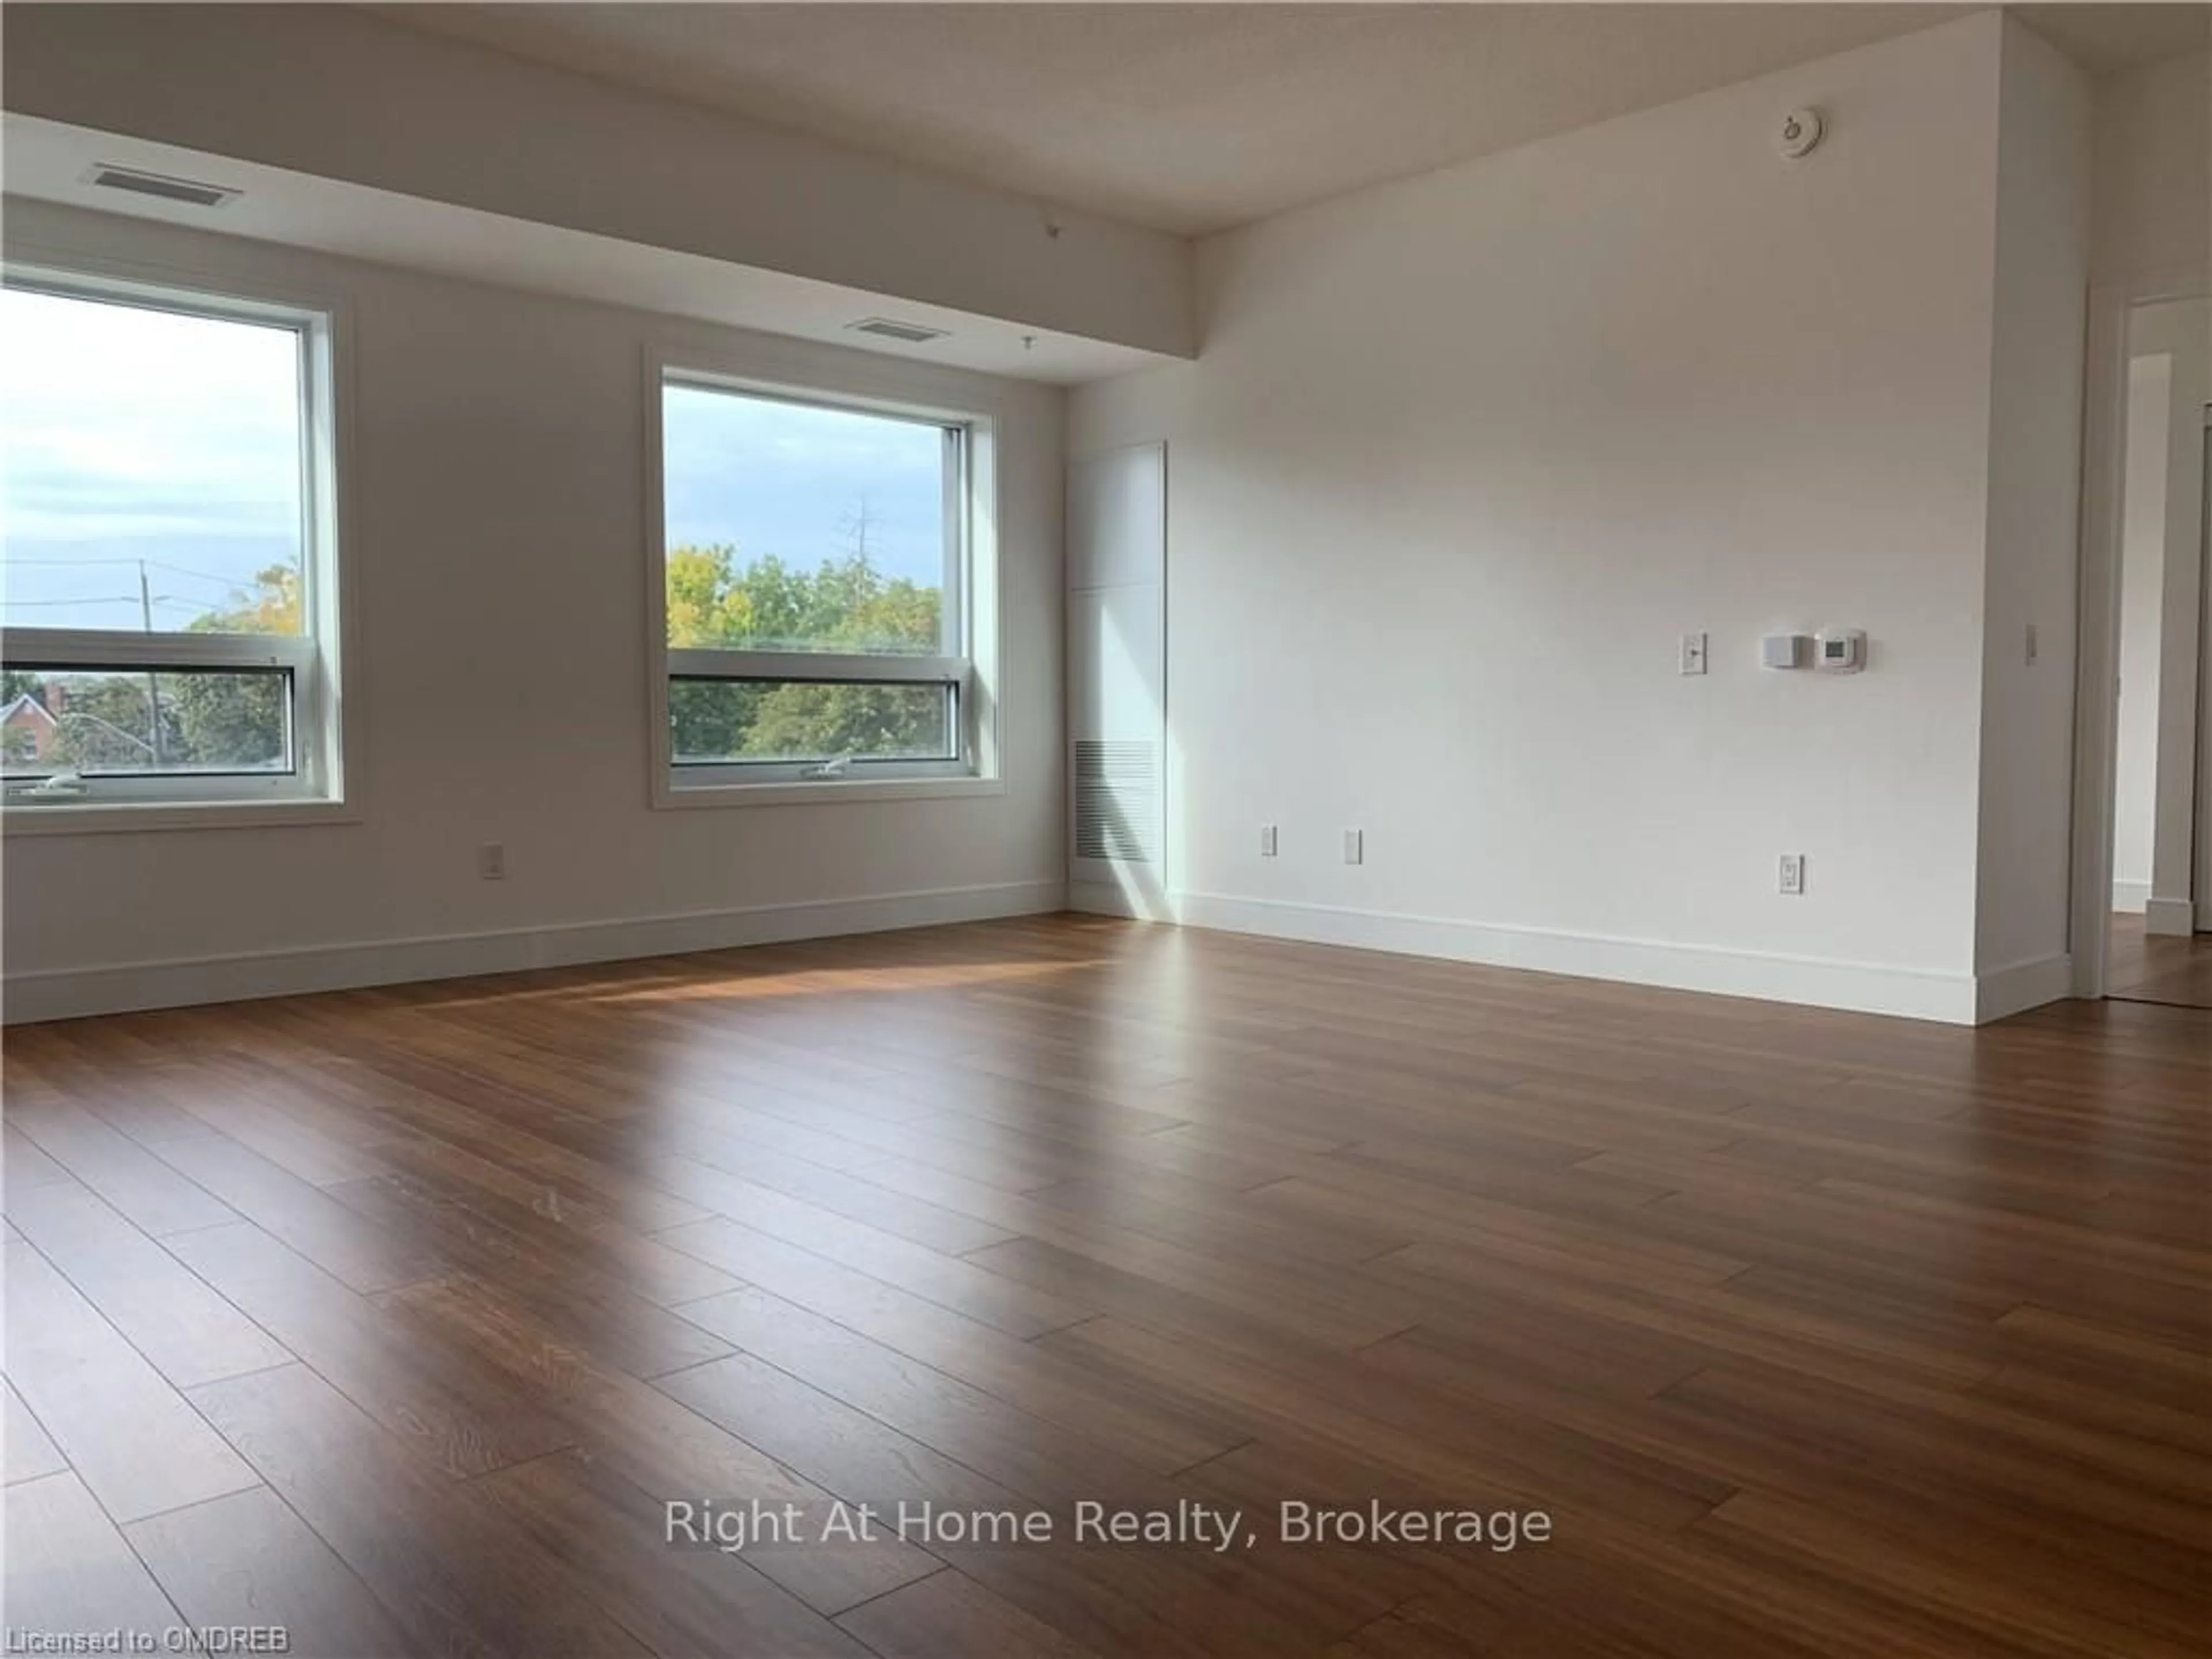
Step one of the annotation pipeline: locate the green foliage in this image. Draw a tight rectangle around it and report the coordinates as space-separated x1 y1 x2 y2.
191 563 302 637
168 565 295 769
748 684 949 760
167 672 289 768
667 540 948 763
16 566 300 775
48 675 179 770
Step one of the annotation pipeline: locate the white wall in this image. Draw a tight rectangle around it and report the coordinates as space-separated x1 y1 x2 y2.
2090 50 2209 291
1971 21 2091 998
1072 15 2083 1022
1 200 1067 1019
0 2 1192 359
2113 355 2173 907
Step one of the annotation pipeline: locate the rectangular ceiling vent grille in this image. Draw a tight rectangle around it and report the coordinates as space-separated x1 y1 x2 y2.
847 317 949 345
86 165 241 209
1074 740 1158 864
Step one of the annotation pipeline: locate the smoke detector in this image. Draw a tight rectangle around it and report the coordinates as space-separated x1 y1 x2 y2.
847 317 949 345
84 164 241 209
1775 107 1824 161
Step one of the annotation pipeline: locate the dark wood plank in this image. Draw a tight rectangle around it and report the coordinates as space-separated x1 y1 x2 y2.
665 1222 1243 1472
380 1272 942 1614
3 1472 182 1643
6 1177 293 1388
185 1362 654 1658
471 1449 878 1659
654 1187 1087 1338
3 1380 67 1486
165 1221 575 1479
837 1567 1105 1658
6 1098 237 1236
324 1166 736 1380
2 914 2204 1657
3 1236 259 1522
2104 913 2212 1007
355 1132 740 1303
658 1330 1388 1656
147 1131 448 1293
125 1484 417 1658
2 1120 70 1196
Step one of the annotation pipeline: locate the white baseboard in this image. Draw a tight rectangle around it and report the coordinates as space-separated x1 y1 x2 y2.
1974 953 2073 1024
4 878 1066 1024
1169 891 1987 1024
2109 878 2150 914
2145 897 2196 937
1067 877 1176 921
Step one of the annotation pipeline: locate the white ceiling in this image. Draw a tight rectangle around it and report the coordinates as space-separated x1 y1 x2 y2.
373 3 2209 237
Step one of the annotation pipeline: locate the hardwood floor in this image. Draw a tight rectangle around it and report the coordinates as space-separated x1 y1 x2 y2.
2107 912 2212 1008
3 914 2207 1658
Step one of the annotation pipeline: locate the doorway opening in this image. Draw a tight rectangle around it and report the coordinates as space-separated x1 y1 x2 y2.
2104 296 2211 1008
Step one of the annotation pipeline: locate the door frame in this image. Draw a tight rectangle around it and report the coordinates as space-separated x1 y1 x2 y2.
2070 272 2211 997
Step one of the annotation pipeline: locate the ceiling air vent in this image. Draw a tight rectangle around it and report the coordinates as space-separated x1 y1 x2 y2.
85 165 241 209
847 317 949 345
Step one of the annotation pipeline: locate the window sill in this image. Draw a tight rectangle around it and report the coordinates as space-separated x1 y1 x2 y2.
657 774 1005 810
1 796 358 836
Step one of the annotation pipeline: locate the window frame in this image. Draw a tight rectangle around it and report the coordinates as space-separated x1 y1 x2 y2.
645 347 1005 808
0 256 358 835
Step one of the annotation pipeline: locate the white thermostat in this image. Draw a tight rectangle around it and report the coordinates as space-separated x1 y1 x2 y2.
1776 107 1824 160
1815 628 1865 672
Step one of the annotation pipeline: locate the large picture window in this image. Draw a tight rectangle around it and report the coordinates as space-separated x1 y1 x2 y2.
1 272 344 815
653 372 990 794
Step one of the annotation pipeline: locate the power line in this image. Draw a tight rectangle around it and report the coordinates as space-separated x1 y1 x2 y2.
3 594 214 614
3 556 276 590
2 595 153 607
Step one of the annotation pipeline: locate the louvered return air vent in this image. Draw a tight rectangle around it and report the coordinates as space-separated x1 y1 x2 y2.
847 317 949 345
85 165 242 209
1074 740 1158 864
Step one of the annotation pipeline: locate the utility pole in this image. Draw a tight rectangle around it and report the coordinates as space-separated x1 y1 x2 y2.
138 558 166 766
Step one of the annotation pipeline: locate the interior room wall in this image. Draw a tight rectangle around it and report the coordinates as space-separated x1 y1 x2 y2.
1 200 1068 1020
2089 48 2209 291
1969 20 2091 1010
1071 14 2085 1023
2113 355 2174 910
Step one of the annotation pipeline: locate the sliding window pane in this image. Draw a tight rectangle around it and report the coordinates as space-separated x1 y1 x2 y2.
669 679 954 766
0 287 305 635
662 382 952 657
1 668 293 777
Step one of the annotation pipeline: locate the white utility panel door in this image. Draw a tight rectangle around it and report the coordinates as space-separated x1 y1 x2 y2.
1066 444 1166 890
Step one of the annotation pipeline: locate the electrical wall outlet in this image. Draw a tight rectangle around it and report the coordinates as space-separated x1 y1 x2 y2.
1260 824 1279 858
478 842 506 881
1778 853 1805 896
1679 632 1709 676
1343 829 1364 866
